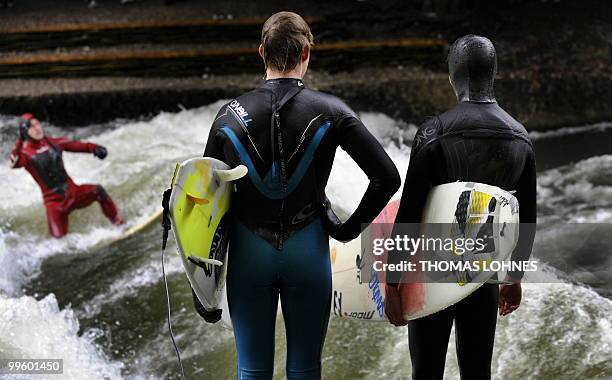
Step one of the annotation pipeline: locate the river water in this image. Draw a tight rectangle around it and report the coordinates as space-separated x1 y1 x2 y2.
0 102 610 379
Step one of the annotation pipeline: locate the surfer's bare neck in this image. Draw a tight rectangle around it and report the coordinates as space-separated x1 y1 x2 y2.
265 67 304 80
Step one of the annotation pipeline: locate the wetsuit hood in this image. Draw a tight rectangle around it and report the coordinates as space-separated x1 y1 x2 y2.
19 113 34 141
448 35 497 103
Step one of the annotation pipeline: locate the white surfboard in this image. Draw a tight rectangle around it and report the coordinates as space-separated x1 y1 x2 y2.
330 182 520 322
218 281 233 329
330 201 398 321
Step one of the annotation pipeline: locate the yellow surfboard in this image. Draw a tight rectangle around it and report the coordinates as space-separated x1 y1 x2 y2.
169 157 247 313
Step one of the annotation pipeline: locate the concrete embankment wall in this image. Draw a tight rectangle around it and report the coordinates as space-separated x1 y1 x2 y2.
1 70 610 130
0 0 609 129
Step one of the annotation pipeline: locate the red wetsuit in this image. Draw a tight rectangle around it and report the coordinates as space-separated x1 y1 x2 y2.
10 136 122 238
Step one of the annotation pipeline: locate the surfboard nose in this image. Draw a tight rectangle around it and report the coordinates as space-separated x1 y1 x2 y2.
215 165 248 182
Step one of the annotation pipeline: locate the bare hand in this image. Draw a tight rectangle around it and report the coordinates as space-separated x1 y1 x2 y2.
385 284 407 326
499 281 522 316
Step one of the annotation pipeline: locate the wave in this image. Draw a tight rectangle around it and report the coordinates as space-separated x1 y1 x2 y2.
1 105 611 379
537 155 612 222
356 266 612 379
529 122 612 141
0 103 226 295
0 293 123 379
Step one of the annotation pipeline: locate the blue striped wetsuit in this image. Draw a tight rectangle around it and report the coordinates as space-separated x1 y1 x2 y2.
203 78 400 379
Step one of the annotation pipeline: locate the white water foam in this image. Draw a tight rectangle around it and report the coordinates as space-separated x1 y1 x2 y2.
0 103 237 380
78 242 184 320
537 155 612 222
0 293 123 379
327 112 412 216
0 102 226 296
529 121 612 141
490 268 612 379
357 266 612 379
2 105 611 379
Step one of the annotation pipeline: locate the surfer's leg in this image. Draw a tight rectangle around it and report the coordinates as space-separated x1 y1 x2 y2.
227 221 279 380
279 219 331 380
45 202 68 238
94 185 122 224
408 306 454 380
73 184 122 224
454 283 499 380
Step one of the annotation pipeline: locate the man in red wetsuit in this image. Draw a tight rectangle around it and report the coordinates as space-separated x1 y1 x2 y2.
9 113 124 238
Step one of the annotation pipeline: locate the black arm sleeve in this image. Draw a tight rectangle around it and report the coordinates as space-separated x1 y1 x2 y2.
203 107 229 160
393 147 437 224
386 150 435 284
203 127 226 160
334 115 401 241
387 119 445 284
508 148 537 280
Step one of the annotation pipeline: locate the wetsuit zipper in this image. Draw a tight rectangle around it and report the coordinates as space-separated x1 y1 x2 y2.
275 111 288 250
269 85 303 250
279 200 285 249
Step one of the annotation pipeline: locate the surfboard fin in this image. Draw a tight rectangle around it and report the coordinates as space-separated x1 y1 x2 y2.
188 255 223 267
186 193 209 204
215 165 248 182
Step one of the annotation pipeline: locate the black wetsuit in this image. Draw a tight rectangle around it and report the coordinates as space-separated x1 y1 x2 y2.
391 100 537 380
204 78 400 379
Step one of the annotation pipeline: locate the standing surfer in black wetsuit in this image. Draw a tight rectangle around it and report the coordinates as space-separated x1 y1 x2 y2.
385 35 537 380
202 12 400 379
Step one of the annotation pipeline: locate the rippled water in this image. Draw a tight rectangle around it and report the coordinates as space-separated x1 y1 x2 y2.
0 104 610 379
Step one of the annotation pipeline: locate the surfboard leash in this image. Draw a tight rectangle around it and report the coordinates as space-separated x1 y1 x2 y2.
162 188 187 380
